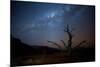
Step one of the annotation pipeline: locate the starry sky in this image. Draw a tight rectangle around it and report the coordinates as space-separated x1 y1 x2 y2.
11 1 95 48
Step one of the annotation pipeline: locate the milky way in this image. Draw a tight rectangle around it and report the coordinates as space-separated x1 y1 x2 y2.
11 1 95 48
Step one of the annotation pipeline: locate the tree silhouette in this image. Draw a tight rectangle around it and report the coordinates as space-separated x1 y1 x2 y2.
64 24 72 55
47 24 87 55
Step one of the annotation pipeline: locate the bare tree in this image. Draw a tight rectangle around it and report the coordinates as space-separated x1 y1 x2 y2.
47 24 87 56
64 24 73 55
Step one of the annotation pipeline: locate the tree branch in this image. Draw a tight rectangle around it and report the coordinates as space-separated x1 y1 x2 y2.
75 40 87 48
47 40 62 49
60 40 66 47
64 25 72 48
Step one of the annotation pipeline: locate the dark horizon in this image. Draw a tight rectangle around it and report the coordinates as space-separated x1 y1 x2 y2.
11 1 95 48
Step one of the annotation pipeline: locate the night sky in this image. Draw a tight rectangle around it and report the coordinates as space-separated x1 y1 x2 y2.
11 1 95 48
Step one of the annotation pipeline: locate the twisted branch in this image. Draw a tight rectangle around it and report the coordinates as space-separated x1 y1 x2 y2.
75 40 87 48
47 40 62 49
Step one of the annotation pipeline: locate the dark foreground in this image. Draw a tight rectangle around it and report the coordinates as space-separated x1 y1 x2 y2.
11 37 95 66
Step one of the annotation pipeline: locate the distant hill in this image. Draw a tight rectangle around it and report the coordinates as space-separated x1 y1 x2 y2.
11 36 61 58
11 36 33 58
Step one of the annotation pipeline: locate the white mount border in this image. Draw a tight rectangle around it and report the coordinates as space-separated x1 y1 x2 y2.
13 0 95 5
